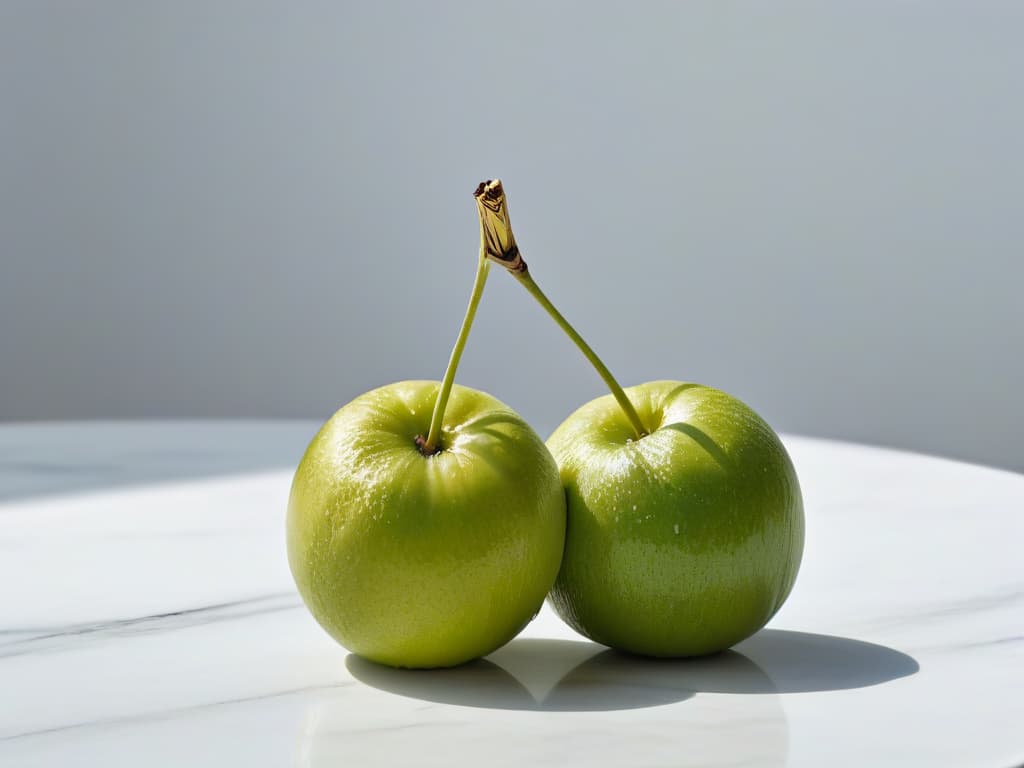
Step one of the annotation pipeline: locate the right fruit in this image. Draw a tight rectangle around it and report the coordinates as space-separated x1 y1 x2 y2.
546 380 803 657
474 179 804 656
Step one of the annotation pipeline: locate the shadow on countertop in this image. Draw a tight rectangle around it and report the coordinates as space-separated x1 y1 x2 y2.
345 629 919 712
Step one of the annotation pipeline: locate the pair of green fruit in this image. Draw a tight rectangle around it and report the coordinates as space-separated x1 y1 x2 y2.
287 180 804 669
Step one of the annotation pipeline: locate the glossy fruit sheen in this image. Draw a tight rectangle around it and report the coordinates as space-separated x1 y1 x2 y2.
287 380 566 669
547 380 804 657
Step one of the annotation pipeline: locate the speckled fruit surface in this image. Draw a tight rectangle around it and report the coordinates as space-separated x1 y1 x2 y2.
287 380 566 668
547 381 804 657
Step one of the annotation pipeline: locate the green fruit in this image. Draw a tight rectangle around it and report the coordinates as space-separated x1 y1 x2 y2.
546 380 804 657
287 380 566 669
472 179 804 658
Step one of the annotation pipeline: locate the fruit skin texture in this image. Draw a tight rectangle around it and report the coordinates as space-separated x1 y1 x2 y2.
547 381 804 658
287 380 566 669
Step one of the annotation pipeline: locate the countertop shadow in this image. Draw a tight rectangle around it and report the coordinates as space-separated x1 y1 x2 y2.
732 629 920 693
347 637 695 711
346 630 918 711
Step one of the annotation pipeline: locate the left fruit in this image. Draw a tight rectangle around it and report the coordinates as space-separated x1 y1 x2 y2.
288 380 565 669
286 189 566 669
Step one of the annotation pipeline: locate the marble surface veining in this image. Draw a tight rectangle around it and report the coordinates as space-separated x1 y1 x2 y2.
0 423 1021 767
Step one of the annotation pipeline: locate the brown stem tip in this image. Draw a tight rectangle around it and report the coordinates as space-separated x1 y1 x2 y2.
474 179 527 274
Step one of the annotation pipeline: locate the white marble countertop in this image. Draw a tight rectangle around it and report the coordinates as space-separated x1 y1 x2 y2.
1 422 1021 767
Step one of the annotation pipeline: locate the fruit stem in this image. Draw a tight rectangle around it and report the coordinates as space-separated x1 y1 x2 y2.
420 250 492 455
514 270 648 438
473 179 648 439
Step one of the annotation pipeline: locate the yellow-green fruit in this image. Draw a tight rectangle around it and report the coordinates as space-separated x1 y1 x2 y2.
547 381 804 657
288 380 566 668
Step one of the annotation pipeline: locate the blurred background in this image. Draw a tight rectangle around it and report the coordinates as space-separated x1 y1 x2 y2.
1 1 1021 472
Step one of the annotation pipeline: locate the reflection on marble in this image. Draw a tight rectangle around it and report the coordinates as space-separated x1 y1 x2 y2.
297 680 789 767
1 424 1022 767
306 638 791 766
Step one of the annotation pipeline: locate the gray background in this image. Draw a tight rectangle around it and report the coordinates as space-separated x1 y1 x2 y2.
1 1 1021 472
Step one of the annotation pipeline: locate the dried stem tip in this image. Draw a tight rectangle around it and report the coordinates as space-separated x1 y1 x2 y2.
474 179 527 273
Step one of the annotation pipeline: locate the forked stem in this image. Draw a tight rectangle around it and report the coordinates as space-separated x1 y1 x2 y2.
419 246 491 455
473 179 648 439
